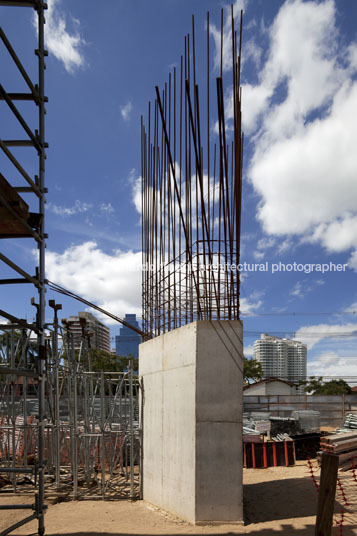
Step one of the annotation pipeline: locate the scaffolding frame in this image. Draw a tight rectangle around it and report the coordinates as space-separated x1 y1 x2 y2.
0 322 141 502
0 1 47 534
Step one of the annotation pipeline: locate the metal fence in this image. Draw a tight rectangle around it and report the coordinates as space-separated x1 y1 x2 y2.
244 394 357 427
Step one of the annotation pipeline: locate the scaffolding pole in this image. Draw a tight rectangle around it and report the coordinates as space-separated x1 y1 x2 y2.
0 1 48 535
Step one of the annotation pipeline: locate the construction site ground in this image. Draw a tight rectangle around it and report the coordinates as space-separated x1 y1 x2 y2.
0 460 330 536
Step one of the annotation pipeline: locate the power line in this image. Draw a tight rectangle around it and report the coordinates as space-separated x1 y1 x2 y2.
241 310 357 317
244 331 357 337
46 280 147 338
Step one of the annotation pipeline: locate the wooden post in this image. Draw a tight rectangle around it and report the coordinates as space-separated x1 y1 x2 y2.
315 453 339 536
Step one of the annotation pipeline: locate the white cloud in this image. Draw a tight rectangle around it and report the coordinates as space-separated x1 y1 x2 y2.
100 203 114 214
244 344 254 357
252 83 357 236
120 101 133 122
277 238 292 255
290 278 325 299
346 302 357 313
253 236 276 259
244 38 263 71
212 0 357 265
253 251 264 261
295 322 357 350
41 0 86 73
129 170 142 214
290 281 304 298
308 351 357 382
309 215 357 252
47 200 92 216
349 251 357 271
209 0 248 74
257 237 276 250
240 294 262 315
46 242 141 325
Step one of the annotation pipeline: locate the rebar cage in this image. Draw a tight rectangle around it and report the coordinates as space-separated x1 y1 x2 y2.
142 8 243 339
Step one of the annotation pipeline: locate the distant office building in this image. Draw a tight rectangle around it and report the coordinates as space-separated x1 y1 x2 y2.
115 314 141 358
254 334 307 390
62 311 110 353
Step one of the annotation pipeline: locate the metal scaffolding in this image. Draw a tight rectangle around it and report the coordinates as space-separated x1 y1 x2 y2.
0 1 47 534
141 8 243 339
0 319 141 504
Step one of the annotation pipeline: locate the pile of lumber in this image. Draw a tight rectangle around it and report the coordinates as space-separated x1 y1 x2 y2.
319 431 357 471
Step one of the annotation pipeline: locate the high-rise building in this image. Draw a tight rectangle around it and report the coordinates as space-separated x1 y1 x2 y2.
254 333 307 389
115 314 141 358
62 312 110 353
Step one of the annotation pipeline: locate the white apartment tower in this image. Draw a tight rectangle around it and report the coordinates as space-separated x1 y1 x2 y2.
254 334 307 387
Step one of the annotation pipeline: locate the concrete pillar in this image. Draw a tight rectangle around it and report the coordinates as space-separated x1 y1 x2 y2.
139 320 243 524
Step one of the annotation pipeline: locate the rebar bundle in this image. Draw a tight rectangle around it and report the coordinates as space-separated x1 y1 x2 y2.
141 8 243 338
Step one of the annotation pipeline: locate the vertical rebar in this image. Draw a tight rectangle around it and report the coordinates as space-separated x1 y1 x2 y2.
142 9 243 336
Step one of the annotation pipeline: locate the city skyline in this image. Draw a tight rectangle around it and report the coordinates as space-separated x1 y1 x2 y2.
1 0 357 383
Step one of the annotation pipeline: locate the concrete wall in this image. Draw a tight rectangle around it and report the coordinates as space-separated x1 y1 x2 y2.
139 320 243 524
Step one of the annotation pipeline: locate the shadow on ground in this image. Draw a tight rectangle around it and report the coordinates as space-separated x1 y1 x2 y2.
37 528 357 536
243 476 317 524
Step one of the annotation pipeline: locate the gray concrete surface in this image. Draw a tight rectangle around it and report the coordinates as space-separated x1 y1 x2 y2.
139 320 243 524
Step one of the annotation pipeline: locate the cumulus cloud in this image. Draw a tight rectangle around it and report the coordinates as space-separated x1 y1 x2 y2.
295 322 357 350
240 293 263 315
120 101 133 122
210 0 357 266
40 0 86 73
308 215 357 253
251 83 357 236
307 351 357 381
46 242 141 325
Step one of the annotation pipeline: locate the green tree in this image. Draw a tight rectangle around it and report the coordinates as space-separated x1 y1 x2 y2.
0 329 37 367
90 350 138 373
62 348 138 374
243 357 263 383
302 376 352 395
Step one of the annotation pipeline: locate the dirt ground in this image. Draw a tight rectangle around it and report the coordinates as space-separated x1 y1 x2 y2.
0 461 356 536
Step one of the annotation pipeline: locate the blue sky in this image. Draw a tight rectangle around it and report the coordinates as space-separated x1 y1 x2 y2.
1 0 357 382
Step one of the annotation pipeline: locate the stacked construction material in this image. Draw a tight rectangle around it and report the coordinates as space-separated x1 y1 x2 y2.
243 412 268 442
291 410 320 433
319 431 357 470
344 413 357 430
244 438 295 468
334 412 357 433
270 416 302 437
